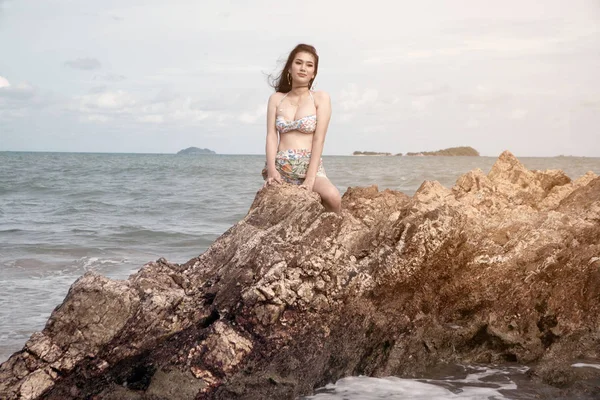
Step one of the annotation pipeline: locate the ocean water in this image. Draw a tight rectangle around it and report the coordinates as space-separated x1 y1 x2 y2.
1 152 599 398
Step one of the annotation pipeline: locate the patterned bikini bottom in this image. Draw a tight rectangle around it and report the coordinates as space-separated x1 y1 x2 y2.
262 148 327 185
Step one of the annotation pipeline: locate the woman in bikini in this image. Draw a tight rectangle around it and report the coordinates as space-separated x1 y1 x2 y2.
263 43 342 213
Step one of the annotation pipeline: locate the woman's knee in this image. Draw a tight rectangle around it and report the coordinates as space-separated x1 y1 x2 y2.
322 188 341 212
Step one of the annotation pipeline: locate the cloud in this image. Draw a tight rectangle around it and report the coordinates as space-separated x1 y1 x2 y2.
82 114 111 123
579 99 600 110
137 115 164 123
466 119 480 128
339 84 379 112
458 85 511 107
0 76 9 88
510 109 528 119
78 89 136 110
362 19 598 67
0 82 37 104
82 11 124 22
441 18 567 40
93 73 126 82
239 105 264 124
411 97 433 112
410 83 451 97
0 80 57 121
64 58 102 70
70 87 227 126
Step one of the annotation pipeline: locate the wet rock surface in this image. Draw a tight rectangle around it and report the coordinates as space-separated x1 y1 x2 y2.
1 151 600 399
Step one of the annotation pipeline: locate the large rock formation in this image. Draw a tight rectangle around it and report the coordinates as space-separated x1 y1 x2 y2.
1 151 600 399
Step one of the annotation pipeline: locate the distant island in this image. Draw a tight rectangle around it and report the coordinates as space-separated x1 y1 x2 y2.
352 146 479 157
352 151 393 156
177 147 216 155
405 146 480 156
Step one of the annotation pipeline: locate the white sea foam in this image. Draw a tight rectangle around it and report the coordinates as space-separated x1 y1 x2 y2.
572 363 600 370
303 366 524 399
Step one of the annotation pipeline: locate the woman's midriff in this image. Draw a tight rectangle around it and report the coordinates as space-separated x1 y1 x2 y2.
278 131 314 152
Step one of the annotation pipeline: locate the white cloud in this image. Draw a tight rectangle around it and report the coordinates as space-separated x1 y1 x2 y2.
339 84 379 112
411 98 432 112
71 88 231 126
579 99 600 110
410 83 451 97
510 109 528 119
137 115 164 123
0 76 10 88
459 85 510 108
64 58 102 70
78 90 136 110
239 105 265 124
83 114 110 123
93 73 126 82
363 21 600 66
466 119 480 128
0 81 42 115
468 103 486 111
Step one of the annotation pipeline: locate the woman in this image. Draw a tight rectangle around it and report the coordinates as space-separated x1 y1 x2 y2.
263 44 341 213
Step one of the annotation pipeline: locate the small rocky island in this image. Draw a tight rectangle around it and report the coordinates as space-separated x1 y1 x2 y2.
406 146 480 156
353 147 479 156
1 151 600 399
352 151 393 156
177 147 216 155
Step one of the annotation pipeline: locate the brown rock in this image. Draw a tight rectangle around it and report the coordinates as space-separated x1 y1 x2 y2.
19 369 54 400
1 151 599 399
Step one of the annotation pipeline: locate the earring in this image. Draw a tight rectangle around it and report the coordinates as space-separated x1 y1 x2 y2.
287 72 291 85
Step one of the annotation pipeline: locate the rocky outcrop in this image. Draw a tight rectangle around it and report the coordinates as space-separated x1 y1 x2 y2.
352 151 393 156
1 151 599 399
177 147 216 155
405 145 480 156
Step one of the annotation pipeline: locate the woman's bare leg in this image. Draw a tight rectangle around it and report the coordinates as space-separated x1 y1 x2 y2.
312 176 342 213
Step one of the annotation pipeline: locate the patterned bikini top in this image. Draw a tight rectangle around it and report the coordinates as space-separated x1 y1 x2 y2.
275 91 317 134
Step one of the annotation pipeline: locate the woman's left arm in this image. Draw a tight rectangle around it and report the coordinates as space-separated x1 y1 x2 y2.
301 91 331 191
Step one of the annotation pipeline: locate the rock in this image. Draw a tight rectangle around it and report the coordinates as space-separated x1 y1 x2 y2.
19 370 54 400
405 146 480 156
177 147 216 155
145 367 208 399
1 151 599 399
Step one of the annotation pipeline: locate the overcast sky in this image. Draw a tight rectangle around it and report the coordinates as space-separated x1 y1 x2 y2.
0 0 599 156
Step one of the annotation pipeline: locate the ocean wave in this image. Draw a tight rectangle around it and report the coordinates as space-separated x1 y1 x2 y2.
108 228 205 242
0 228 23 233
304 365 525 399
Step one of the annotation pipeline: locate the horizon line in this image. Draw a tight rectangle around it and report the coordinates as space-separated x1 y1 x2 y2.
0 150 597 158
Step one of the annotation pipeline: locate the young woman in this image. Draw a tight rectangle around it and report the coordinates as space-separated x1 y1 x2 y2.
262 44 341 213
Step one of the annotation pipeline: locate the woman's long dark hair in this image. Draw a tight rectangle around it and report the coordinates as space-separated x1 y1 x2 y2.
269 44 319 93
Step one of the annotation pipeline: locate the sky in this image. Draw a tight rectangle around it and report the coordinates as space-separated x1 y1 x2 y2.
0 0 599 156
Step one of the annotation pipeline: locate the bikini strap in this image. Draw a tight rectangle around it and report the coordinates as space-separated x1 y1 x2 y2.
277 92 289 107
278 91 314 107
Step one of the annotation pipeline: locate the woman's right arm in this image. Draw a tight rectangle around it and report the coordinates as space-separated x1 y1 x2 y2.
265 93 282 184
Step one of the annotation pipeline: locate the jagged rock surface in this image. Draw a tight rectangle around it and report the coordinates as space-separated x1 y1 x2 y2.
1 151 600 399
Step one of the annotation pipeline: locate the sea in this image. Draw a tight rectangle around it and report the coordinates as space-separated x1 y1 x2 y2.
2 151 600 399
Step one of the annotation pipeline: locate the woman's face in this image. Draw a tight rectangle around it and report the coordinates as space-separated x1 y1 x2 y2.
289 51 316 86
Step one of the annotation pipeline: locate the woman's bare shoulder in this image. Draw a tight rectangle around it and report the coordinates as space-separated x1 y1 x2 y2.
312 90 331 101
270 91 286 100
312 90 331 107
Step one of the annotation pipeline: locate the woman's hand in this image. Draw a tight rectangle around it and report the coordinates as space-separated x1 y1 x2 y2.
300 176 315 191
265 168 282 186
